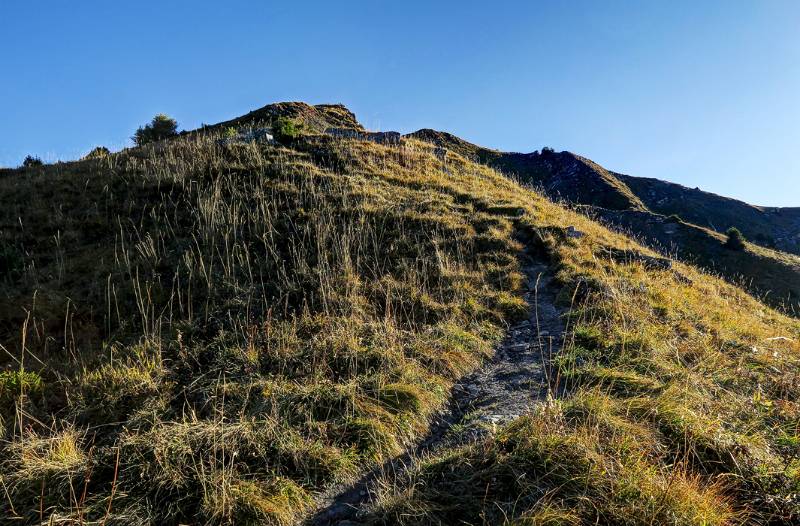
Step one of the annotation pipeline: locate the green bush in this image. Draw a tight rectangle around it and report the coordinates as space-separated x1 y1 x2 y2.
724 227 746 250
133 114 179 146
273 117 302 144
22 155 43 168
82 146 110 160
0 370 43 401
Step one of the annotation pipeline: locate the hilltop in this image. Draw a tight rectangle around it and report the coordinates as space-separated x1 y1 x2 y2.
409 129 800 313
0 102 798 525
206 102 364 134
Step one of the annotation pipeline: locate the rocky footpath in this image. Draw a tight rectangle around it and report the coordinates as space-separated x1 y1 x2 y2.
309 252 566 525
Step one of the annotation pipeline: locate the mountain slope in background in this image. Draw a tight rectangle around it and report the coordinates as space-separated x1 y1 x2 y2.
410 129 800 254
620 173 800 253
409 129 646 212
409 129 800 312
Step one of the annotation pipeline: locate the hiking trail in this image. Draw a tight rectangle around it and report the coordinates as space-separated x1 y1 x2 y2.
309 249 566 525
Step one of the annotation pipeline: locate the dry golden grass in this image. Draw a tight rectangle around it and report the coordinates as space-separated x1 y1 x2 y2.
0 121 797 524
364 151 800 524
0 130 527 523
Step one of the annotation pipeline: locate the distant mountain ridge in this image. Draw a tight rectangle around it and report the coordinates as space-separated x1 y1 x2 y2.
407 127 800 311
619 173 800 254
409 130 644 210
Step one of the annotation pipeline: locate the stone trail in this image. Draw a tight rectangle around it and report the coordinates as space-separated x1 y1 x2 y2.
308 252 567 525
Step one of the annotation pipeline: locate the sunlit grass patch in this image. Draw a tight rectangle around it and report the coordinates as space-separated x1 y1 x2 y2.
367 406 738 525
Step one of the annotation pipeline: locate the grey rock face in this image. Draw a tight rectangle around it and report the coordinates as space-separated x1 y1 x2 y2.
218 127 274 145
566 226 585 238
326 128 402 145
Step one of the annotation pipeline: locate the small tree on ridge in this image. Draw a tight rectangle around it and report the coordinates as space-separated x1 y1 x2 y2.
22 155 43 168
133 114 179 146
724 227 746 250
83 146 110 160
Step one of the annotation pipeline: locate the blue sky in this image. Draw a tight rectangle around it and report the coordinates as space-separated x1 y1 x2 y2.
1 1 798 206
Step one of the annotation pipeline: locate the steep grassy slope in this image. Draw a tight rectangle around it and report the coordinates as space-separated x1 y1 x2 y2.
408 130 646 212
0 107 798 525
366 180 800 525
595 209 800 311
408 130 800 313
0 124 531 524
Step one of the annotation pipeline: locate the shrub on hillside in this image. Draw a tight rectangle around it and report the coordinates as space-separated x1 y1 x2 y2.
82 146 110 160
133 114 179 146
724 227 746 250
273 117 302 144
0 370 42 401
22 155 43 168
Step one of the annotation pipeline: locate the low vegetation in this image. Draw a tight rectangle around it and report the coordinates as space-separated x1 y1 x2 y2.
82 146 111 160
409 130 800 312
0 103 797 525
21 155 43 168
273 116 304 143
365 190 800 524
725 226 747 250
133 113 179 146
0 123 526 524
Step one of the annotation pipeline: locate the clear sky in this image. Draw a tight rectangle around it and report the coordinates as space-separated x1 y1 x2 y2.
1 1 798 206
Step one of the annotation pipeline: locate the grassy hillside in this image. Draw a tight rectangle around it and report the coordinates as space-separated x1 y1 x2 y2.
408 130 800 314
0 120 530 524
596 209 800 312
408 130 646 212
366 200 800 524
0 105 799 524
